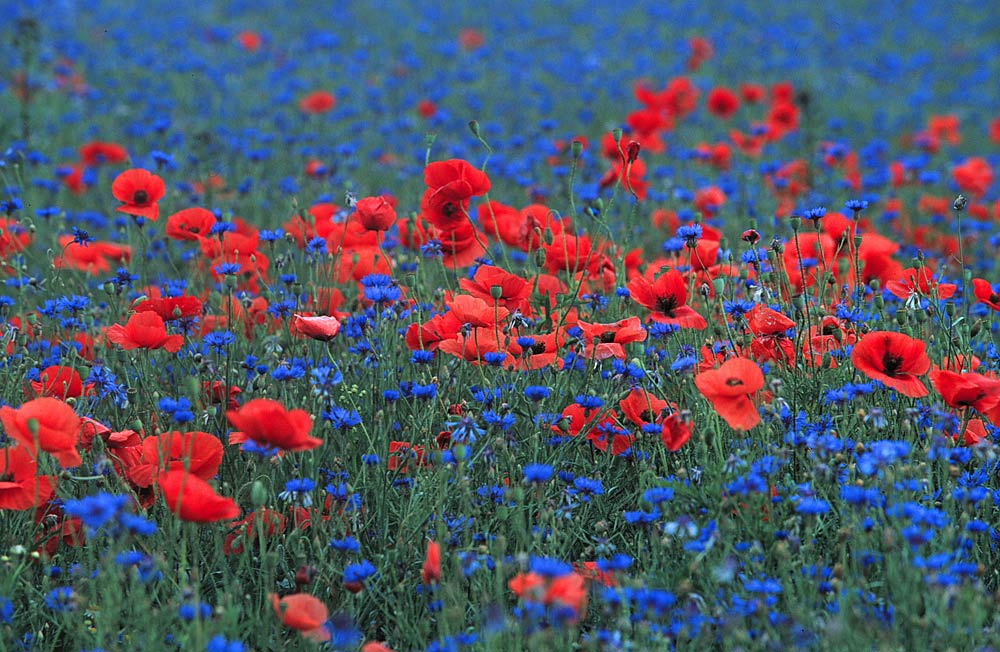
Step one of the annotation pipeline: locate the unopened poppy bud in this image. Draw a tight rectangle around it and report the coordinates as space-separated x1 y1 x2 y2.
626 140 640 163
468 120 482 139
789 216 801 232
895 311 908 325
611 127 622 144
854 234 863 249
571 139 583 159
712 278 725 295
534 248 546 268
971 320 982 338
873 295 884 310
251 480 268 507
944 302 955 317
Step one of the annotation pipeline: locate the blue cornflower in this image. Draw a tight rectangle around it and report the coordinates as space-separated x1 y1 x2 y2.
796 498 830 515
343 560 377 584
178 602 213 622
523 463 554 484
70 226 94 247
323 405 362 429
845 199 869 213
529 557 572 578
44 587 76 612
214 263 241 276
206 634 245 652
62 493 128 533
330 537 361 553
361 274 401 304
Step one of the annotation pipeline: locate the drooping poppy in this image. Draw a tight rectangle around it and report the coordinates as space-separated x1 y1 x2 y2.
422 540 441 585
106 311 184 353
354 195 397 232
0 397 82 468
695 357 765 430
271 593 330 642
851 331 930 398
157 469 239 523
226 399 321 452
626 269 706 329
111 168 165 220
0 445 56 510
290 314 342 341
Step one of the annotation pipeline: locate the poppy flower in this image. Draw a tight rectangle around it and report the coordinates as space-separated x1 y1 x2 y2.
972 279 1000 312
695 358 765 430
30 366 89 398
952 157 992 198
438 327 514 367
746 304 796 364
422 540 441 584
224 508 286 555
226 399 322 452
354 195 397 232
626 269 706 329
54 236 131 275
576 317 647 360
157 469 239 523
133 295 203 322
851 331 930 398
543 572 587 621
928 370 1000 414
706 87 739 119
298 90 336 114
128 431 224 488
165 207 216 241
271 593 330 642
660 414 692 452
420 159 491 231
362 643 395 652
106 312 184 353
458 264 532 312
111 168 165 220
886 267 956 304
405 312 462 352
0 445 56 510
446 294 510 328
79 141 128 166
618 388 668 429
0 397 82 468
291 313 342 342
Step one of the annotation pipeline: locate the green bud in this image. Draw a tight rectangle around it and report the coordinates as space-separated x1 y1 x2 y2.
534 248 546 268
789 216 801 232
489 285 503 300
570 140 583 159
251 481 268 508
712 277 725 295
468 120 481 138
895 310 908 325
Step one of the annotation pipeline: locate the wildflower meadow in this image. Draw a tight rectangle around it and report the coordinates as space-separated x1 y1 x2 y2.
2 1 1000 650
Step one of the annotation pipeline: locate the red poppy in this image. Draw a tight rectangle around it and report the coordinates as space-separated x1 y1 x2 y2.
851 331 930 398
886 267 956 303
928 370 1000 414
687 36 713 71
660 414 692 452
446 294 509 328
362 643 395 652
271 593 330 642
298 90 336 114
952 157 992 198
627 269 706 329
438 327 513 367
576 317 647 360
133 295 203 322
291 314 342 342
706 87 739 119
237 30 261 52
959 419 989 446
224 508 286 554
618 388 668 429
544 572 587 620
165 207 216 241
740 84 765 103
54 236 131 275
458 264 532 313
79 141 129 167
158 469 239 523
972 279 1000 311
695 358 765 430
354 195 396 232
0 445 56 510
106 312 184 353
0 397 81 468
422 540 441 584
387 441 428 473
227 399 321 451
405 312 462 352
420 159 491 231
31 366 89 398
111 168 165 220
746 304 796 365
128 431 224 488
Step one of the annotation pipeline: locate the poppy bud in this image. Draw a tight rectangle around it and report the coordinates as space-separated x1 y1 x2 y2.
294 565 317 588
712 278 725 295
611 127 622 144
251 480 268 507
468 120 482 139
626 140 640 163
534 248 546 268
571 139 583 159
789 216 801 232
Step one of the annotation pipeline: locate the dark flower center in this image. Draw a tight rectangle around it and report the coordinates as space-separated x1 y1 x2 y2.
881 353 904 376
441 201 458 217
133 189 149 205
530 341 547 354
599 331 617 344
990 293 1000 305
655 295 678 316
726 378 743 387
0 472 13 482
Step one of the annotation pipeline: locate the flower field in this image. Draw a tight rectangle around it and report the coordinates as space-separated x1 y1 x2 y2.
1 1 1000 650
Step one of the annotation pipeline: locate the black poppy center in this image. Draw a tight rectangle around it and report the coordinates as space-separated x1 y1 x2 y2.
655 295 678 316
726 378 743 387
133 189 149 204
599 331 617 344
881 353 904 376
